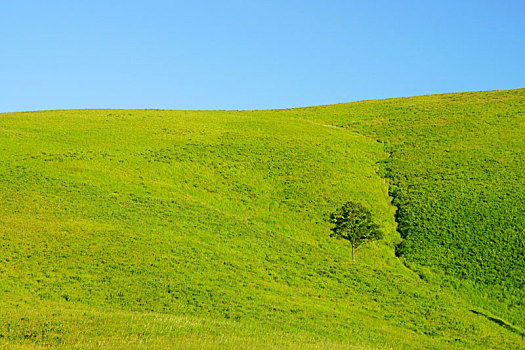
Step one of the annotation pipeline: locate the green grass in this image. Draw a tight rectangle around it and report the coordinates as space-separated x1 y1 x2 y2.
292 88 525 328
0 89 524 348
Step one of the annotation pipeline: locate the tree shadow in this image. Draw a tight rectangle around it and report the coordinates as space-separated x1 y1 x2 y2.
470 310 524 337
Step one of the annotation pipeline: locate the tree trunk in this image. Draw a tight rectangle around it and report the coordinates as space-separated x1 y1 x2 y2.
352 244 355 261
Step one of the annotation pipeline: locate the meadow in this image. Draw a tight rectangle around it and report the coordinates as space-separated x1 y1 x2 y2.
291 89 524 327
0 89 523 348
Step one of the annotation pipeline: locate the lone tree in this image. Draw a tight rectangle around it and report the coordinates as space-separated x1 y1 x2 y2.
329 201 383 261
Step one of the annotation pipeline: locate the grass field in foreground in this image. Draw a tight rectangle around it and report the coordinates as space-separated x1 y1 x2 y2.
0 89 524 348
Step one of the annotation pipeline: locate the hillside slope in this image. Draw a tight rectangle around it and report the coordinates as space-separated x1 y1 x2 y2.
0 90 524 349
292 88 525 327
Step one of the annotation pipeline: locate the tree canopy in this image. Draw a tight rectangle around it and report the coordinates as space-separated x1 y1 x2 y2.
330 201 383 261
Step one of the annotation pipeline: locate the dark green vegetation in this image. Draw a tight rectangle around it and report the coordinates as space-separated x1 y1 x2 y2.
330 201 383 261
0 89 523 348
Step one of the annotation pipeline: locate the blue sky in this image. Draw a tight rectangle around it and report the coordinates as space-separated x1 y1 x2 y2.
1 0 524 112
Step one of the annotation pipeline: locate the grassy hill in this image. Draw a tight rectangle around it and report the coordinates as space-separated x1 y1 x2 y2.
0 89 523 349
291 89 525 324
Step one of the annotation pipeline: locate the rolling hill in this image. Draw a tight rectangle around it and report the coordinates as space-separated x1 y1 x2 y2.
0 89 523 349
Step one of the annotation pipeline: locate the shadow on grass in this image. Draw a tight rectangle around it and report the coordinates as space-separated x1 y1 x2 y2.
470 310 524 338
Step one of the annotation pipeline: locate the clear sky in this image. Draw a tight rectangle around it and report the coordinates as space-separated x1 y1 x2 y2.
1 0 524 112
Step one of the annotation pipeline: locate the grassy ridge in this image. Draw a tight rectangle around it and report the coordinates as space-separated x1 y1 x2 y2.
293 88 525 325
0 91 524 348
